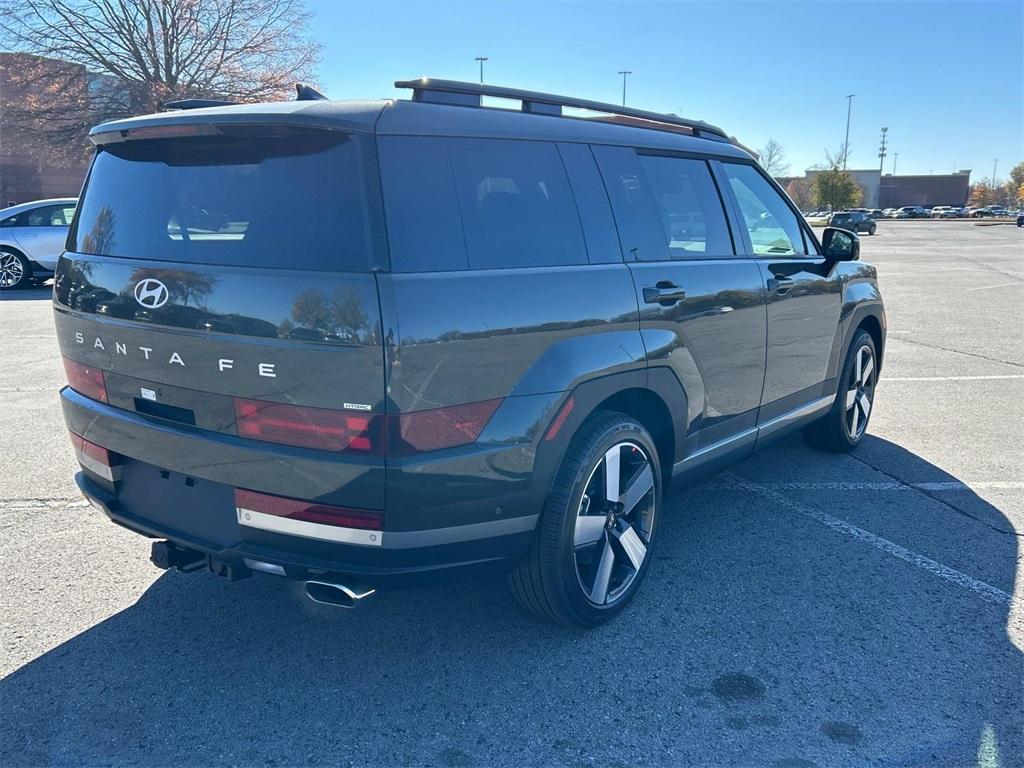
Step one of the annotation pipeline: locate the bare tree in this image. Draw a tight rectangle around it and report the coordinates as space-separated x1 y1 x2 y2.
1 0 320 158
757 137 789 177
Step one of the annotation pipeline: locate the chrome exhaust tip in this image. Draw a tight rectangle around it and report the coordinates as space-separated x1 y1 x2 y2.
303 579 375 608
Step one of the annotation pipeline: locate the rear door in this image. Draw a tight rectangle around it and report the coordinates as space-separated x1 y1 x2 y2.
12 203 75 266
55 126 387 508
719 161 843 419
593 145 767 455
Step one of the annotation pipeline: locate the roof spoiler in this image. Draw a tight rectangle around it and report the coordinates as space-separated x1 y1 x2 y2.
163 98 237 111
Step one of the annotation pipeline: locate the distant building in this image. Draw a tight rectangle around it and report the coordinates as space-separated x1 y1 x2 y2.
878 171 971 208
0 53 121 206
776 168 972 209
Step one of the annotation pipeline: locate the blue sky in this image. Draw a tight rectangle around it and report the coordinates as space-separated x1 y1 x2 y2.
308 0 1023 181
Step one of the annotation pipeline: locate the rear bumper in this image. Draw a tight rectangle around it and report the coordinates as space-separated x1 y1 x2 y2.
62 387 542 586
76 470 533 586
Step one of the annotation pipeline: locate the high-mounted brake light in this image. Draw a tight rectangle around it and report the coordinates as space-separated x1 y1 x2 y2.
69 431 122 482
233 398 382 453
235 488 383 546
91 123 218 146
63 357 108 403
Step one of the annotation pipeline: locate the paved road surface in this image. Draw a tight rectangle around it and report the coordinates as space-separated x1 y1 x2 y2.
1 221 1021 767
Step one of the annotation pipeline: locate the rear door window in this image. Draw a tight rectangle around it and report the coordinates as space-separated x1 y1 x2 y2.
591 145 671 263
27 204 74 227
637 155 734 259
72 132 375 271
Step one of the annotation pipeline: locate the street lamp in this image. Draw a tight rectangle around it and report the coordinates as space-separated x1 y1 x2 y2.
618 70 632 106
842 94 855 170
474 56 488 84
878 127 888 175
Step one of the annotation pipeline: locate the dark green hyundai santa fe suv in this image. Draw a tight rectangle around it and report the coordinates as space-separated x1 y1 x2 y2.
55 78 885 626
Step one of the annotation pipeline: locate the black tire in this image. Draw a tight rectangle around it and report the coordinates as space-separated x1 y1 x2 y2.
0 249 32 290
869 224 876 235
509 411 661 627
803 329 878 452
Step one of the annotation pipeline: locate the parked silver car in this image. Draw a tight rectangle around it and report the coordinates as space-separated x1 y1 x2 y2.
0 198 77 289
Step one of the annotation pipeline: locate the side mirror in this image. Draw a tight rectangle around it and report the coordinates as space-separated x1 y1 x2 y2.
822 227 860 261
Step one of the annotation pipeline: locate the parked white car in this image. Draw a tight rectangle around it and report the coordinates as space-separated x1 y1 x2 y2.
930 206 960 218
0 198 77 289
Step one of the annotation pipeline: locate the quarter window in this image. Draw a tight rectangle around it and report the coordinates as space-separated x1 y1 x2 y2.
722 163 807 256
638 155 733 259
447 138 588 270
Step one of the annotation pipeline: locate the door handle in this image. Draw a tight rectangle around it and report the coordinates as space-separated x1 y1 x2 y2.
767 276 795 294
643 281 686 306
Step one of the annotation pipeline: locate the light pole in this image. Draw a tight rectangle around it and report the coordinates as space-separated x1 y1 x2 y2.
474 56 488 84
892 152 898 176
618 70 632 106
842 94 855 170
992 158 998 185
878 127 888 175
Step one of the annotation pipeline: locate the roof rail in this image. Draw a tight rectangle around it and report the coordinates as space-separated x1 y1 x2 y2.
394 77 729 140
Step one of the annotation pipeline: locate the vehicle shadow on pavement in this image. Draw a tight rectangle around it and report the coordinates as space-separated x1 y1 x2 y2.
0 285 53 301
2 436 1021 767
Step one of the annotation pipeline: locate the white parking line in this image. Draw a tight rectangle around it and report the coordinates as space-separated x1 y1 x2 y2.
966 281 1024 292
699 480 1024 491
882 375 1024 381
722 473 1012 606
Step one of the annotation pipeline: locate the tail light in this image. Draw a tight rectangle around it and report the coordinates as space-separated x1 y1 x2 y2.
233 397 502 455
69 431 121 481
233 398 382 453
235 488 383 546
391 399 502 455
63 357 108 403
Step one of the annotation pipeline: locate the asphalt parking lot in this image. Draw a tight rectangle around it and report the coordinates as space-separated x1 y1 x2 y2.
1 221 1022 767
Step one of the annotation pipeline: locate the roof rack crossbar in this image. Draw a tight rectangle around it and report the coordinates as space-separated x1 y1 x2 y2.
394 77 728 140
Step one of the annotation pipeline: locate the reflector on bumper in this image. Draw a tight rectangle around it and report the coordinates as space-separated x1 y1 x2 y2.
234 488 383 547
69 431 122 482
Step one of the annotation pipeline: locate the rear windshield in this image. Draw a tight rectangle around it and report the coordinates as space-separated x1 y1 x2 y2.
72 132 373 271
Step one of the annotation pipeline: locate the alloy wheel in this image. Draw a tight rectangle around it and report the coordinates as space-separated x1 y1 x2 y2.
573 441 656 606
0 252 24 288
845 345 876 439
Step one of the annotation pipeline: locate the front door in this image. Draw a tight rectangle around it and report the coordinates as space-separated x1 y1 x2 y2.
593 146 767 454
719 162 843 417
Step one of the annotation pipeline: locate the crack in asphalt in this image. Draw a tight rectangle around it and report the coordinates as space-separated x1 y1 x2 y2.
888 336 1024 370
0 496 85 508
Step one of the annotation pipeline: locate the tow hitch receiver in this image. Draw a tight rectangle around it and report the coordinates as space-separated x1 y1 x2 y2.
150 540 204 572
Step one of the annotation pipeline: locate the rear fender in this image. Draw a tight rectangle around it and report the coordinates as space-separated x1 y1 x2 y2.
529 367 688 507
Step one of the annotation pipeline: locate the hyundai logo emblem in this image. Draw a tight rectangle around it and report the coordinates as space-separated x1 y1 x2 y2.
134 278 169 309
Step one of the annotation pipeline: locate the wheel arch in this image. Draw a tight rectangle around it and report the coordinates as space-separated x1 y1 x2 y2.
829 273 886 382
856 313 884 373
0 241 30 260
532 368 688 501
